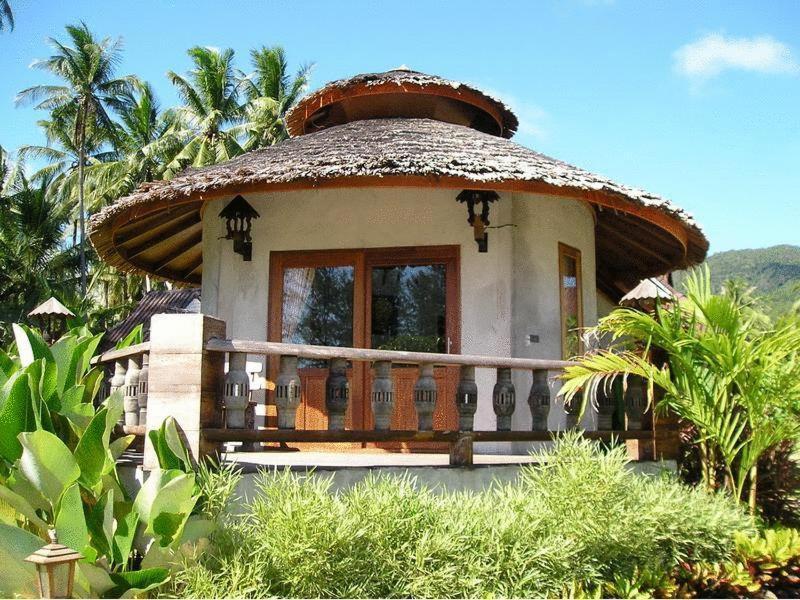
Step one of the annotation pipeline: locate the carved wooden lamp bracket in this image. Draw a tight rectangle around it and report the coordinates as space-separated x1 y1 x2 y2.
457 189 499 252
219 195 260 261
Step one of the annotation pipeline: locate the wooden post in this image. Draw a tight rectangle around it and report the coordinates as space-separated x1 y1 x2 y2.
275 355 300 429
596 387 614 431
413 363 437 431
527 369 550 431
137 353 149 426
123 356 141 427
144 313 226 470
325 358 349 431
455 365 478 431
110 360 126 423
492 367 515 431
624 376 651 460
371 360 394 431
223 352 250 429
449 433 474 466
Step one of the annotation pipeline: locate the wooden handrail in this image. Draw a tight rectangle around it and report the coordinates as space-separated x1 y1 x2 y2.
205 338 575 371
91 342 150 365
202 428 653 443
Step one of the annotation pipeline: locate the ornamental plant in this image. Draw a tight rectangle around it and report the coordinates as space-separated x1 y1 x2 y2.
559 267 800 514
0 324 210 598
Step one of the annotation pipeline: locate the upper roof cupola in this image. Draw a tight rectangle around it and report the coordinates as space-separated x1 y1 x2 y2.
285 67 519 139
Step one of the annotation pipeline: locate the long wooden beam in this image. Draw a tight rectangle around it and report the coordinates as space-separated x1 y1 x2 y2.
202 429 654 443
206 338 575 370
116 209 200 248
124 221 202 262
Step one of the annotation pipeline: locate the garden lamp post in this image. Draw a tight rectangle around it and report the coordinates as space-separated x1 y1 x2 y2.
24 529 82 599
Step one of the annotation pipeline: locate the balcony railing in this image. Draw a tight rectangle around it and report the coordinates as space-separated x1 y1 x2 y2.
200 339 650 465
92 312 657 468
94 342 150 437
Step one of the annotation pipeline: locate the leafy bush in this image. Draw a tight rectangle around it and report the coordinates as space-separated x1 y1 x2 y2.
673 528 800 597
0 325 209 598
167 434 752 599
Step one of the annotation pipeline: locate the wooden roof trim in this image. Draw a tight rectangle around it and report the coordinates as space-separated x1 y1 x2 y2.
116 210 200 249
287 80 508 138
122 220 202 262
154 237 201 273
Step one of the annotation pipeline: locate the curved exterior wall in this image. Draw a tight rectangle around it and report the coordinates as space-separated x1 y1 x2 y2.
201 187 597 444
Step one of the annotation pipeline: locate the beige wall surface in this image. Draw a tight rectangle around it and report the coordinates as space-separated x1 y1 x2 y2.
202 187 597 442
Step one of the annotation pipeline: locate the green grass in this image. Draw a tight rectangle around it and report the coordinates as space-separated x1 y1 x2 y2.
164 434 753 598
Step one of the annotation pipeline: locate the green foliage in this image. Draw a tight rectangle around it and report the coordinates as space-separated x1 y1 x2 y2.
560 267 800 513
673 528 800 597
168 434 751 599
0 324 207 598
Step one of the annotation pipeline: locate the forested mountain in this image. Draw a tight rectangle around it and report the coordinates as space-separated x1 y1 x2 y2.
678 244 800 318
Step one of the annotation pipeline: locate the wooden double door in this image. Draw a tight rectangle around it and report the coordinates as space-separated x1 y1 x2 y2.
267 246 460 448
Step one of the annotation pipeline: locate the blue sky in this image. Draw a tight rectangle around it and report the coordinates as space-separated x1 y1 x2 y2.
1 0 798 254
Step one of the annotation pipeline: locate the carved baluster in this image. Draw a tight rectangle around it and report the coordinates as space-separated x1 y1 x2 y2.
110 360 127 424
137 353 149 426
371 360 394 431
414 363 437 431
624 376 645 430
528 369 550 431
123 356 141 427
275 355 300 429
455 366 478 431
563 398 580 430
110 360 126 394
326 358 349 431
597 386 614 430
493 368 515 431
223 352 250 428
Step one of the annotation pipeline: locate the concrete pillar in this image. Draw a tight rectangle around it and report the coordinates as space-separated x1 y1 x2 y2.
144 313 226 470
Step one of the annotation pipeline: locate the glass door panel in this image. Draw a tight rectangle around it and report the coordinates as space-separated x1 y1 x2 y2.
370 264 446 353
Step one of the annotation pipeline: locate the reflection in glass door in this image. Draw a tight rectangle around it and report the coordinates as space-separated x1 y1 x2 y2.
268 246 459 444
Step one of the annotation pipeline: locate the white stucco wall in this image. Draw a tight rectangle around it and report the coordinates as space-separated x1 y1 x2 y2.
201 187 597 444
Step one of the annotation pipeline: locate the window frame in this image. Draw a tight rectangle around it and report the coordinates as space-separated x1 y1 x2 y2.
558 242 584 359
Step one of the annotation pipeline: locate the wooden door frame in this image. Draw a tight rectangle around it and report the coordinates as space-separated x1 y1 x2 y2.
267 244 461 432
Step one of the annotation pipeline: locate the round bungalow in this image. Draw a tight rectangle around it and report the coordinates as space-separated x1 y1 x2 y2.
89 68 707 433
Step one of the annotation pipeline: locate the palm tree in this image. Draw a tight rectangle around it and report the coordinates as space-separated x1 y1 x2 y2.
83 81 183 203
0 170 78 340
0 0 13 32
19 114 116 216
164 46 244 177
559 268 800 514
16 22 134 296
236 46 312 149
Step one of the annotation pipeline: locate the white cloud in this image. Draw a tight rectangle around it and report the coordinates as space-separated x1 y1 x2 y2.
674 33 799 79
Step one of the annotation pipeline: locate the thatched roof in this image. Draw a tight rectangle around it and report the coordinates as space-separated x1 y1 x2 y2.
28 297 75 318
620 277 684 307
88 117 707 287
285 68 519 138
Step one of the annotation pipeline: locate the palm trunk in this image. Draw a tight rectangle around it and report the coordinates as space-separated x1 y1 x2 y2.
77 106 88 297
748 464 758 516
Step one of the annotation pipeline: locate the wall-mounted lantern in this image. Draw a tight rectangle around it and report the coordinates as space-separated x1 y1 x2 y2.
219 195 260 261
24 529 82 598
456 189 499 252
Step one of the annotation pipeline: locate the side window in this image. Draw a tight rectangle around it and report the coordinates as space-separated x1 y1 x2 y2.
558 243 583 359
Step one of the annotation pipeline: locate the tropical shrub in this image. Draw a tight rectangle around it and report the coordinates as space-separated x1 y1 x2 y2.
167 434 752 599
672 528 800 598
560 268 800 513
0 325 209 598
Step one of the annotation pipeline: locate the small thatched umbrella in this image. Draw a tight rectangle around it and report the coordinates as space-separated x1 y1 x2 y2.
28 297 75 342
620 277 683 313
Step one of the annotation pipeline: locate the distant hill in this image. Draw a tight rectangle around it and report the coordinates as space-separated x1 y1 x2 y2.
676 245 800 318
